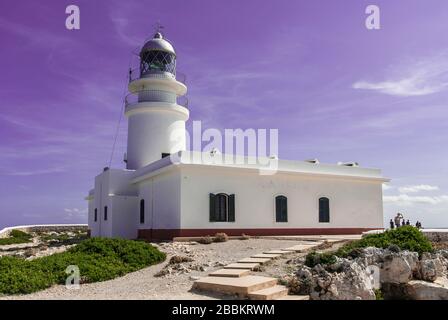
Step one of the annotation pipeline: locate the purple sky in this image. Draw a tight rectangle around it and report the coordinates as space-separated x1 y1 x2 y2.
1 0 448 229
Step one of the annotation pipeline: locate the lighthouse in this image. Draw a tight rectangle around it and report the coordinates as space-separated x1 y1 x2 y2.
125 32 189 170
87 29 387 241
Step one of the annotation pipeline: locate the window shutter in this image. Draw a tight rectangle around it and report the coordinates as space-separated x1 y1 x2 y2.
282 197 288 222
228 194 235 222
209 193 216 222
275 197 281 222
319 198 330 223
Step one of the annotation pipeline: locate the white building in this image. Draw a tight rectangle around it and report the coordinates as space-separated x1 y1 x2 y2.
86 32 389 241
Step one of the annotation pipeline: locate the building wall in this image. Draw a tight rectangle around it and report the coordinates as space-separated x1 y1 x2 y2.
136 169 182 240
176 166 383 235
88 169 138 238
111 195 139 239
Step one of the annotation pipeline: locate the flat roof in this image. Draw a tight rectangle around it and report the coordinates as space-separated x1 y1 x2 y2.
131 151 390 184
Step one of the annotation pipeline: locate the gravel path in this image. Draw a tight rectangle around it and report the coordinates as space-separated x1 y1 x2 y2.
1 238 311 300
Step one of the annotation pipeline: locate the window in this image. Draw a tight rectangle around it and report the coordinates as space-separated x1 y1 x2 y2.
319 197 330 223
140 199 145 224
161 153 170 159
209 193 235 222
104 206 108 221
94 208 97 222
275 196 288 222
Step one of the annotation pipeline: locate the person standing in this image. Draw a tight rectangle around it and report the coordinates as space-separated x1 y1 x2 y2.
390 219 394 229
406 220 410 226
394 213 402 228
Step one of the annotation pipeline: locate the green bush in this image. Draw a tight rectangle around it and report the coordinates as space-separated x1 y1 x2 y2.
0 230 32 246
375 289 384 300
0 238 166 295
304 251 337 268
336 226 432 257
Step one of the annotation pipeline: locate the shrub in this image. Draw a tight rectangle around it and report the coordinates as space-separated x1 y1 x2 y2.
336 226 432 257
0 238 166 295
241 234 250 240
304 251 337 268
169 255 193 264
197 236 213 244
214 233 229 243
375 289 384 300
0 230 32 246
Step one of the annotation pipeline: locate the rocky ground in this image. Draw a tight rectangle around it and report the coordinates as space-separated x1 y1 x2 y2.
0 230 87 260
0 238 313 300
3 232 446 300
280 244 448 300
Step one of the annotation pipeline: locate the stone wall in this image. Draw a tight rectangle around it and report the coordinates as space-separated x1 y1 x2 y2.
422 230 448 242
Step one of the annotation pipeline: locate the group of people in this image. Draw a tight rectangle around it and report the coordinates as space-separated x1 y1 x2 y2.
389 213 422 229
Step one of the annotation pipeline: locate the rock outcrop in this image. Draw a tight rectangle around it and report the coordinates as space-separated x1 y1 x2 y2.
292 247 448 300
293 258 376 300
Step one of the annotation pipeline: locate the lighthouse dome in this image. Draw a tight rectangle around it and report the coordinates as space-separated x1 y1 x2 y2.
140 32 176 56
140 32 177 76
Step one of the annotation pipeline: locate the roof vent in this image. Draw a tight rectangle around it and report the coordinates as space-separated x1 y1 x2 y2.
338 161 359 167
305 159 319 164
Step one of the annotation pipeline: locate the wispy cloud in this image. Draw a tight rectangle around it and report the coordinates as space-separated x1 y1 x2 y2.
384 194 448 206
0 17 74 48
353 55 448 97
398 184 439 194
2 167 67 176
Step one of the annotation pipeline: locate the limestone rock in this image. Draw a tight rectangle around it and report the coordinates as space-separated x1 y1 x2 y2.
304 259 375 300
405 280 448 300
380 251 419 284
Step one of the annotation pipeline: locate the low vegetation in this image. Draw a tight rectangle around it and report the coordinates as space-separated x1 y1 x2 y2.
0 237 166 295
305 251 337 268
0 230 33 246
305 226 433 267
241 233 250 240
197 236 213 244
213 233 229 243
38 230 87 244
336 226 433 257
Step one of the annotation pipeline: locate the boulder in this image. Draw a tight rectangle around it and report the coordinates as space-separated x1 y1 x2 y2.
404 280 448 300
417 252 448 282
306 259 376 300
380 251 419 284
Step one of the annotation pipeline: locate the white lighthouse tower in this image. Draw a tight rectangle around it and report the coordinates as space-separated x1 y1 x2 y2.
125 32 189 169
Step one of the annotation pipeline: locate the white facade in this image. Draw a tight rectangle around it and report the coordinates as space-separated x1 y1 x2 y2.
86 32 389 240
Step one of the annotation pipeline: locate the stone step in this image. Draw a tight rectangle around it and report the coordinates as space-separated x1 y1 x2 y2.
224 263 260 270
238 257 271 264
248 285 289 300
209 268 251 278
264 250 294 255
251 253 281 259
275 295 310 300
193 276 278 296
283 244 319 252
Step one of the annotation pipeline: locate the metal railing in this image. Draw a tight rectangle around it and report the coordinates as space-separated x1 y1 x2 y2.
125 89 188 108
128 68 187 85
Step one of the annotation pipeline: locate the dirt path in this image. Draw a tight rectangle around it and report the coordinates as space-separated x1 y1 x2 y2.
1 238 313 300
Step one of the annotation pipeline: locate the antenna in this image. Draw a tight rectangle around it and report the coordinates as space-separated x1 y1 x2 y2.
153 20 165 34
